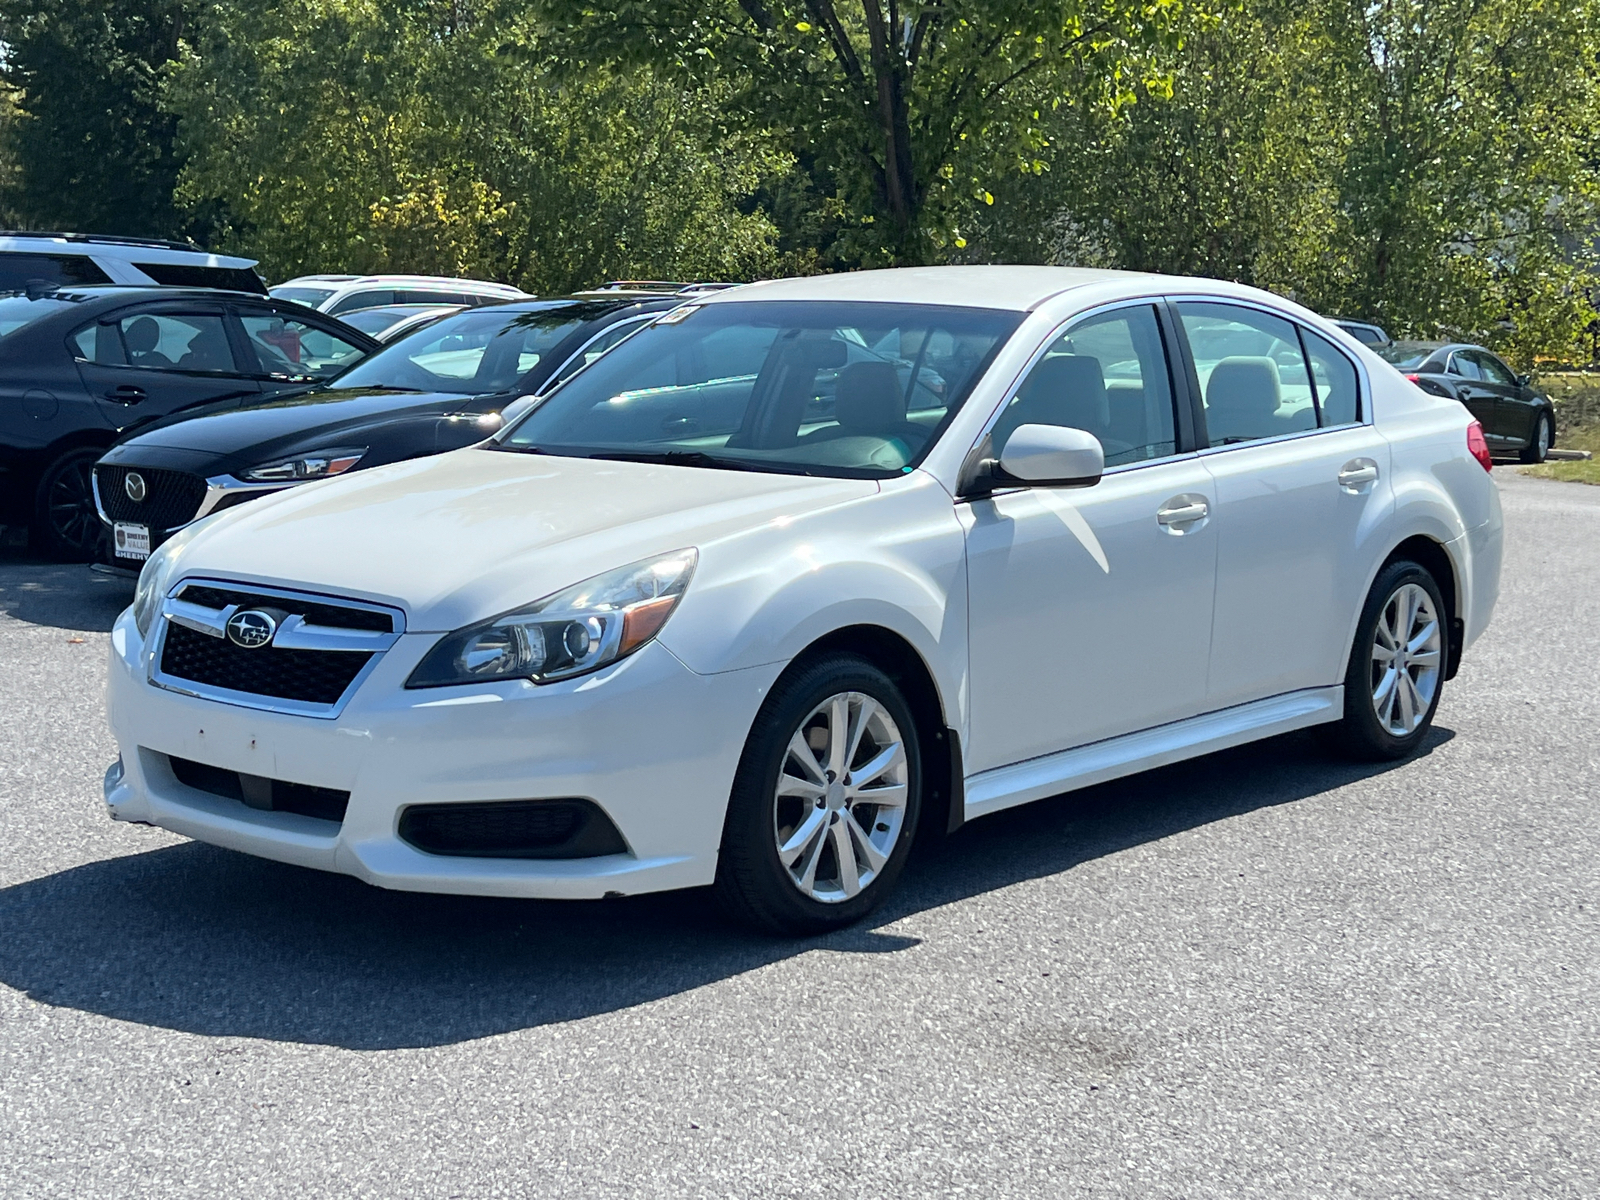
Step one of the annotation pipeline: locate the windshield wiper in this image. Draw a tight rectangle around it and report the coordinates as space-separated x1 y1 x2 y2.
588 449 767 472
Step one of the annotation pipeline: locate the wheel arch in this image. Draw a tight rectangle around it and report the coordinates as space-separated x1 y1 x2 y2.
1379 534 1463 679
784 623 965 841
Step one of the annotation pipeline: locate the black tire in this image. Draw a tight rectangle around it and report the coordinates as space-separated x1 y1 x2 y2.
1324 560 1448 762
33 447 106 561
715 653 923 936
1519 412 1551 464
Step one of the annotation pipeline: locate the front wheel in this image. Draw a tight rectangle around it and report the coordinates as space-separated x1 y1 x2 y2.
33 447 106 561
1325 560 1447 761
715 653 923 935
1519 412 1551 464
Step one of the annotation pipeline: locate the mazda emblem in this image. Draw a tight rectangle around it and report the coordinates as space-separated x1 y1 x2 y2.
125 472 147 503
225 609 278 649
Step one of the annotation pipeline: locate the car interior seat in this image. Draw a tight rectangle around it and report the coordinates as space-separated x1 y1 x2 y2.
123 316 169 368
802 361 926 450
1205 356 1283 443
177 324 233 372
993 354 1111 453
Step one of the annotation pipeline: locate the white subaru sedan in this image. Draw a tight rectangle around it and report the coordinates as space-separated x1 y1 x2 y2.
104 267 1503 933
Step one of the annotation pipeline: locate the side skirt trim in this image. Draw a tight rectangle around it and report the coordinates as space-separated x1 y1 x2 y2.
963 686 1343 822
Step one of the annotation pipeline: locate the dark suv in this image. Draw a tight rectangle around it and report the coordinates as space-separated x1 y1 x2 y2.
0 287 377 558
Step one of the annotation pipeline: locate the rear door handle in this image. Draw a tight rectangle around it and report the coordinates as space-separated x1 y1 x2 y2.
1338 459 1379 491
1156 495 1209 531
104 385 145 404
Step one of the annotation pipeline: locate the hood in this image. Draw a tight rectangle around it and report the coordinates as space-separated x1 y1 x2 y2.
173 447 880 631
112 387 483 457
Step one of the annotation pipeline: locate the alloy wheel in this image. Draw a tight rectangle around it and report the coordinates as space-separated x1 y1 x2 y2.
1369 582 1442 736
773 691 909 904
46 455 101 558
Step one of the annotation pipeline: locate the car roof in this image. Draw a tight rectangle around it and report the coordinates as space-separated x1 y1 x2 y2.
0 231 258 268
700 265 1200 312
32 284 324 308
275 274 525 292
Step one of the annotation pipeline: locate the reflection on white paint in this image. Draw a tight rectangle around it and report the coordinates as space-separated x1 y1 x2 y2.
1037 492 1110 574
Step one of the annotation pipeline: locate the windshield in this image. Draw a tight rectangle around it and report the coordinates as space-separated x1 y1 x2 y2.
0 294 76 339
497 300 1023 478
339 305 451 335
329 305 593 394
270 286 336 308
1378 343 1439 369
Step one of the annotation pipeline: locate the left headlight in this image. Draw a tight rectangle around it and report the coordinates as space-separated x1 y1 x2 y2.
131 514 224 638
241 447 365 482
406 549 698 689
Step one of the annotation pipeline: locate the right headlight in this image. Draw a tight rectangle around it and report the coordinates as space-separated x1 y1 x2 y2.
405 549 698 688
131 515 223 638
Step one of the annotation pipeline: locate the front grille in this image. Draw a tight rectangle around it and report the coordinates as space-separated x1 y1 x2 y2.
168 754 349 824
95 464 206 529
399 799 629 859
161 622 372 704
178 584 394 632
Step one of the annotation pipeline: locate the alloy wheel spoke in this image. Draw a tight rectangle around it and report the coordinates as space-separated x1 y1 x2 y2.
850 780 908 810
1406 621 1438 655
1408 648 1441 670
796 819 829 892
848 741 904 790
826 695 850 777
776 772 824 800
830 819 860 897
842 696 877 775
1396 668 1416 730
786 731 827 786
1372 641 1397 665
846 815 889 873
778 808 828 867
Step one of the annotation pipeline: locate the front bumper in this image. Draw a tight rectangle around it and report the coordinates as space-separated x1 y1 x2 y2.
105 606 781 898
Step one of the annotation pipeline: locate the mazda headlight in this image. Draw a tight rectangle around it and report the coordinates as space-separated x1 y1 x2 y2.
406 549 698 688
241 447 365 482
131 515 223 638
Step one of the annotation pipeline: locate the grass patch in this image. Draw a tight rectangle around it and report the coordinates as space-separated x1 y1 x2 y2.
1521 412 1600 485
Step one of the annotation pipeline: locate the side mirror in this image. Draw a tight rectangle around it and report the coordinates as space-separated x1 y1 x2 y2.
965 424 1104 497
497 394 540 426
1516 374 1532 387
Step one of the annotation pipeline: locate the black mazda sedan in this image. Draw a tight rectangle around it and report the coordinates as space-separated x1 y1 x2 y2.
93 294 686 566
0 286 378 558
1378 340 1557 463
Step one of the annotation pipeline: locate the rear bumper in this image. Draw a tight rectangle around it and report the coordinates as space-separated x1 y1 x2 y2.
105 606 780 898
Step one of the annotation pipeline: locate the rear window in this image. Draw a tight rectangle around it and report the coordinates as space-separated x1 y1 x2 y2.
0 294 77 339
0 252 111 291
133 262 268 293
1377 345 1437 370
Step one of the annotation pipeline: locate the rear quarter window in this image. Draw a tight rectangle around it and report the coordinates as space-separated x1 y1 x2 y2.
132 262 268 293
0 252 111 291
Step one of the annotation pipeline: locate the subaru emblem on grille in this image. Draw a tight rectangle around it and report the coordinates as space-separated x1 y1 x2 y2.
124 472 147 503
225 609 278 649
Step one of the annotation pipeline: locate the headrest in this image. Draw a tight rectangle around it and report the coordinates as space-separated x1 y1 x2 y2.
1015 354 1109 431
1206 357 1281 420
834 361 906 433
124 317 160 355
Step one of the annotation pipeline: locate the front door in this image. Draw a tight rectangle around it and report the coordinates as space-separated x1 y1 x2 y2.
1464 349 1536 446
1174 301 1393 710
73 304 261 432
963 303 1217 774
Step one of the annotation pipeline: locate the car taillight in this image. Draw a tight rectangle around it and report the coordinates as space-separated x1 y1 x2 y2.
1467 420 1493 472
1404 373 1423 384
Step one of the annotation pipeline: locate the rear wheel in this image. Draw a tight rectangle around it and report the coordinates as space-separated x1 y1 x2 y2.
715 653 922 935
1519 412 1551 464
1325 560 1447 761
33 448 105 561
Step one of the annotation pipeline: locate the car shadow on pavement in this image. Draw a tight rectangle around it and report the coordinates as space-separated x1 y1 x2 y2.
0 725 1453 1050
0 554 133 633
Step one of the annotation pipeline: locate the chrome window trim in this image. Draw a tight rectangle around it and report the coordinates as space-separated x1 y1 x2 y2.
542 314 657 391
957 294 1187 490
192 474 292 521
147 577 406 719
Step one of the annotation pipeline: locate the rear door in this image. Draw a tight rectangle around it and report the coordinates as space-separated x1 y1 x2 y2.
72 302 261 429
1445 350 1500 438
1174 300 1392 710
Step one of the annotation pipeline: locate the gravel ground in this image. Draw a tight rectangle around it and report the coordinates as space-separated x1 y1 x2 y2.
1 467 1595 1199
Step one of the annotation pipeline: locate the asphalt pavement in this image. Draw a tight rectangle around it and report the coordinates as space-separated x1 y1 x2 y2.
1 467 1595 1198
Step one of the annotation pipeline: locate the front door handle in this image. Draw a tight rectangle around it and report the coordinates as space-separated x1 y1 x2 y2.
104 384 146 404
1156 495 1209 531
1338 459 1380 491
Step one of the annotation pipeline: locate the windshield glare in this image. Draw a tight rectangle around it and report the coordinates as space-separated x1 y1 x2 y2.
0 294 76 340
329 306 591 394
1378 344 1437 369
497 300 1023 478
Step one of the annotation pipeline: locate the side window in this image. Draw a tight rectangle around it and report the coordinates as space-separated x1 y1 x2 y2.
240 313 368 380
0 252 112 291
1301 329 1361 426
70 322 129 365
1473 352 1517 386
1448 352 1480 380
1177 302 1315 446
994 304 1177 467
546 320 649 389
329 289 393 315
115 313 235 373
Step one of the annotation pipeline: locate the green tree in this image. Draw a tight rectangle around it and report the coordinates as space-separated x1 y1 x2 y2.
167 0 790 288
540 0 1194 264
0 0 198 237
